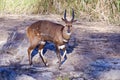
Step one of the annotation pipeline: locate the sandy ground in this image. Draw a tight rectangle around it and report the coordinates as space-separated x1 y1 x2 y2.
0 15 120 80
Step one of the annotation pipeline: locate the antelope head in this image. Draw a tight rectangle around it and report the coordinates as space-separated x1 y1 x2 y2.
61 9 76 39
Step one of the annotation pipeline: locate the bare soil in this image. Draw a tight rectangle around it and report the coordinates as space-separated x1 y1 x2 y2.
0 15 120 80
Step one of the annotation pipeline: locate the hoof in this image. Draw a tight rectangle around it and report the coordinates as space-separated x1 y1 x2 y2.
29 62 32 65
57 61 59 63
56 60 60 64
58 66 62 70
45 63 49 67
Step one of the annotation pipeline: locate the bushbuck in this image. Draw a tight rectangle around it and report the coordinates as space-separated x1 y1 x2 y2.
26 9 76 69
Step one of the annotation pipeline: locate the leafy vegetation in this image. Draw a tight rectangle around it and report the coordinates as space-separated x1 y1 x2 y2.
56 76 69 80
0 0 120 24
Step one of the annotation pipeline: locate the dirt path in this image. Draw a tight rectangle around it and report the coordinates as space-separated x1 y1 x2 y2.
0 15 120 80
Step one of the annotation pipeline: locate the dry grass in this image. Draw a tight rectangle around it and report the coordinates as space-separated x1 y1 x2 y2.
0 0 120 24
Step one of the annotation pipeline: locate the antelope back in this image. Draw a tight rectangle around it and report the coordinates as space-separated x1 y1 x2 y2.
27 20 65 43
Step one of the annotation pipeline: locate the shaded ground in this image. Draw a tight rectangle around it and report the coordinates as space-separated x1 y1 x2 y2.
0 15 120 80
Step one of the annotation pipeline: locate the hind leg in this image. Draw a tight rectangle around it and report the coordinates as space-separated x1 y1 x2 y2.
27 46 36 65
38 43 48 66
27 39 40 65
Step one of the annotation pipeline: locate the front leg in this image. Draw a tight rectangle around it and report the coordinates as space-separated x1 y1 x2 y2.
58 44 67 64
56 46 62 70
57 44 67 69
60 49 67 65
28 46 36 65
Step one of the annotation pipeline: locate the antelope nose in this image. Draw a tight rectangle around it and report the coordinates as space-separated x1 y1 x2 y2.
67 28 70 33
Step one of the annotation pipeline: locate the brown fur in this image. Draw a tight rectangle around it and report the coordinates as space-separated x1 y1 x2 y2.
26 10 76 69
27 20 65 45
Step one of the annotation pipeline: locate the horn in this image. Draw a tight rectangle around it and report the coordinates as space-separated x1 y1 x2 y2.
71 9 74 21
64 9 67 20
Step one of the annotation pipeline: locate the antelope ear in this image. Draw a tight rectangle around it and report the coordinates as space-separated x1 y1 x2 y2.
61 18 65 21
61 18 67 23
71 20 77 23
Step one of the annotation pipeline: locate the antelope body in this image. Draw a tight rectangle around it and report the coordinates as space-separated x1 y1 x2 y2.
26 9 76 69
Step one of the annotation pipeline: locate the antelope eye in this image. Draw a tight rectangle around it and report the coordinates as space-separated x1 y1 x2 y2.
66 25 71 27
66 25 68 27
68 25 72 27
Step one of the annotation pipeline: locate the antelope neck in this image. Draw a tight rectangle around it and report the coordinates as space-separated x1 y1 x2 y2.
62 28 71 42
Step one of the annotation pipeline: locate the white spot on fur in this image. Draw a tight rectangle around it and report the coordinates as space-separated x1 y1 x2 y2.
30 50 33 54
40 41 46 45
63 39 68 42
37 33 40 36
58 45 65 49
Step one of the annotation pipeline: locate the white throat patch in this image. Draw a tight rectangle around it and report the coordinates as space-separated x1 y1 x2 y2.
66 32 71 35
